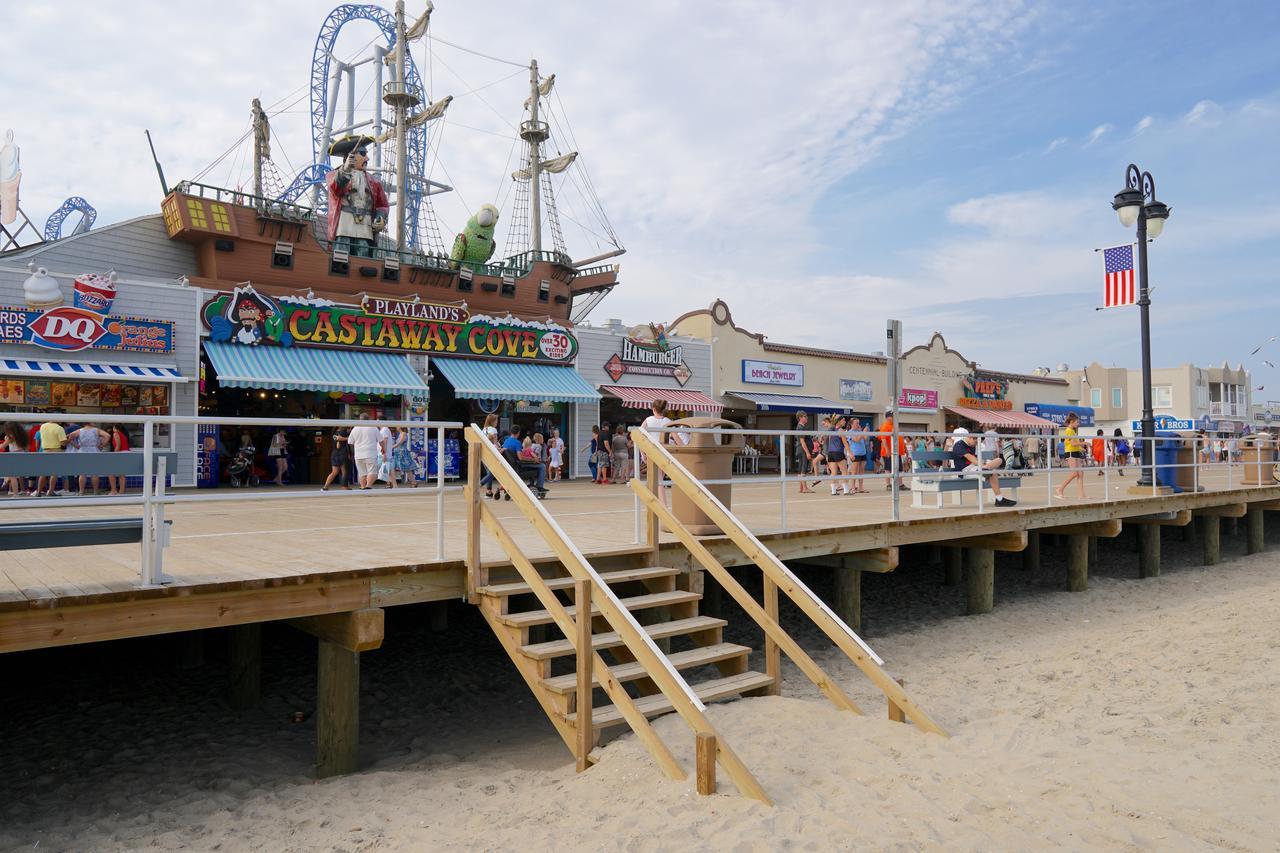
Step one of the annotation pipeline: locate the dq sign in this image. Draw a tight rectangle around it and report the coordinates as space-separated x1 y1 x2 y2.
0 305 174 354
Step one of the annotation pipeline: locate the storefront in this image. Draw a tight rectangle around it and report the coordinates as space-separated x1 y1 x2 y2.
0 264 200 484
571 321 717 478
198 284 437 485
1024 403 1095 428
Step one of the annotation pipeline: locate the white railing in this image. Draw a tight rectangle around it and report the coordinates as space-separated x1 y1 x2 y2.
1209 403 1246 418
625 424 1277 540
0 412 463 587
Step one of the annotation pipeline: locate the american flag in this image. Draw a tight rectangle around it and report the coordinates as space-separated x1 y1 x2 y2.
1103 244 1136 308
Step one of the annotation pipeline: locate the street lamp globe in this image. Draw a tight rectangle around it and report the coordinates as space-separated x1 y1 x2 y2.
1144 200 1170 239
1112 187 1144 228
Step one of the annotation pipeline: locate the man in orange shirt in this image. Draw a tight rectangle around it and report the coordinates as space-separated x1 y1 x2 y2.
879 408 908 490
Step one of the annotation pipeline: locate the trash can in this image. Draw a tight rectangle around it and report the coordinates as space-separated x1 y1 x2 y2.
1241 433 1278 485
665 417 744 535
1172 430 1202 492
1152 430 1184 493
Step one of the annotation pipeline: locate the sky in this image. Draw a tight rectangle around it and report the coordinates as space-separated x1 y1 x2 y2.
4 0 1280 395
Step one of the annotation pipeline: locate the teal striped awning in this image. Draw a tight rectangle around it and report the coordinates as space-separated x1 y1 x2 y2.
433 356 599 404
203 341 428 395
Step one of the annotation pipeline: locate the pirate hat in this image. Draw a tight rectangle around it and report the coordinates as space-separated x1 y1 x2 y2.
328 134 376 159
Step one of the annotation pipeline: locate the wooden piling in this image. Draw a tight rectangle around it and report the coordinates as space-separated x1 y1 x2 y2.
316 639 360 778
833 567 861 633
1138 524 1160 579
1201 515 1221 566
1021 531 1040 574
1087 535 1098 568
943 547 963 587
965 548 994 615
1225 516 1239 537
1181 519 1197 543
428 600 449 633
696 732 717 795
1066 534 1089 592
1247 507 1265 555
227 623 261 710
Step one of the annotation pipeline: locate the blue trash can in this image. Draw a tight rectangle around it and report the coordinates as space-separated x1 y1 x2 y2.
1152 430 1183 493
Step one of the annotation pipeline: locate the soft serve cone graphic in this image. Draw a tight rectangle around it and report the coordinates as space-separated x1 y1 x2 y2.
0 129 19 226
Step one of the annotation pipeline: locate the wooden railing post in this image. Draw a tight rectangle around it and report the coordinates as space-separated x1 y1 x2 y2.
763 578 781 696
575 578 593 772
465 432 484 601
696 732 717 795
645 445 661 567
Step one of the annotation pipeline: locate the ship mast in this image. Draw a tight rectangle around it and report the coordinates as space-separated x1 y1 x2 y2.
251 98 269 200
390 1 412 251
523 59 549 254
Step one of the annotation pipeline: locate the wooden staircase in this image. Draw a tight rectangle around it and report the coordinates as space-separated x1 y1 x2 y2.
474 565 774 736
463 425 947 805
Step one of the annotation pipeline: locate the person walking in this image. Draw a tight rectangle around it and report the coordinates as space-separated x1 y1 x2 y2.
879 409 906 490
1092 429 1107 477
322 428 351 491
584 425 602 483
845 418 869 494
547 428 565 481
794 411 817 493
108 425 130 495
610 424 630 483
34 418 67 496
1112 428 1130 476
1 422 27 496
268 427 289 486
347 414 381 489
1024 432 1041 468
392 426 416 487
1054 412 1087 500
823 416 850 495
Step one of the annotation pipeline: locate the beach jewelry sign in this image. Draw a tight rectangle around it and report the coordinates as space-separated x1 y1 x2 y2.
201 285 577 363
0 267 174 353
741 359 804 387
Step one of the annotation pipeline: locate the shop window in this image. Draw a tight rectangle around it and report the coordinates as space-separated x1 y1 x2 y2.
210 203 233 233
186 199 209 229
457 275 473 292
1152 385 1173 408
538 279 551 302
1090 387 1102 407
1112 387 1123 408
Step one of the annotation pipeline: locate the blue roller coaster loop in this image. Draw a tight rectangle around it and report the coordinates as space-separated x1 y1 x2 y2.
43 197 97 241
300 4 429 249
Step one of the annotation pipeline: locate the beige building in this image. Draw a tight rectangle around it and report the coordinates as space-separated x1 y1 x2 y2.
1057 362 1252 435
670 301 1073 466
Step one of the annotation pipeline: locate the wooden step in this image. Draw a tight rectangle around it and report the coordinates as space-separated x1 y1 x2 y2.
567 671 775 730
497 590 701 629
521 615 727 661
540 642 752 695
478 566 681 598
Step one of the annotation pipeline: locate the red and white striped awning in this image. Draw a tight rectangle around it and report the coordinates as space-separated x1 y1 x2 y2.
946 405 1055 429
600 385 722 414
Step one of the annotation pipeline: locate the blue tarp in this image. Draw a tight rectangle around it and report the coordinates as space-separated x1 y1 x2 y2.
1024 403 1095 427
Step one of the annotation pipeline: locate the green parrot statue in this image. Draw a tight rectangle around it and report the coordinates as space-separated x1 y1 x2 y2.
450 204 500 271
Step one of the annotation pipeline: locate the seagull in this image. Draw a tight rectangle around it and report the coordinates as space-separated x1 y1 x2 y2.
1251 336 1277 356
1265 360 1275 369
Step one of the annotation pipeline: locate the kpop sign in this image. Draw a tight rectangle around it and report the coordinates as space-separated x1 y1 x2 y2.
201 286 577 363
898 387 938 411
0 305 174 353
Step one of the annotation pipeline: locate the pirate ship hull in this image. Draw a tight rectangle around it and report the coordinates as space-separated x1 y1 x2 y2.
161 182 618 321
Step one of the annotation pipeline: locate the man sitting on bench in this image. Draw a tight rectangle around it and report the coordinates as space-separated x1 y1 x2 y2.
949 428 1016 507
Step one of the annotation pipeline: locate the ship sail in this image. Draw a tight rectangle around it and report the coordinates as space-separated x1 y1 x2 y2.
511 151 576 181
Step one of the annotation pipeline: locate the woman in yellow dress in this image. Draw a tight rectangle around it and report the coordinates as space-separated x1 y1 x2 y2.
1054 412 1087 499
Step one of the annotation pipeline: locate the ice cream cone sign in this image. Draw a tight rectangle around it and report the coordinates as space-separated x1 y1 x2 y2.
0 129 20 226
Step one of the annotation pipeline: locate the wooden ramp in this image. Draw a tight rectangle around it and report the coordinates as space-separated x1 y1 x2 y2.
464 426 947 804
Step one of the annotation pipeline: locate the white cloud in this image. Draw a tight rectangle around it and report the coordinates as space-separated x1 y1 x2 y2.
1183 99 1225 126
1133 115 1154 134
1085 124 1112 145
1043 136 1069 154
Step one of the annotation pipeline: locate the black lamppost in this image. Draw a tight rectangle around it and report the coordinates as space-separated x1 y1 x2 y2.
1112 164 1171 487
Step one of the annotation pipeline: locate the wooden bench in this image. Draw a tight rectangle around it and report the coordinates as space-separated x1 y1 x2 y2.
908 449 1027 509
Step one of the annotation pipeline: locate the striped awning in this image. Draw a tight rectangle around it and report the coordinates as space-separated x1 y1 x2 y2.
600 385 722 413
0 357 186 382
433 356 599 404
946 405 1055 428
203 341 427 395
724 390 852 413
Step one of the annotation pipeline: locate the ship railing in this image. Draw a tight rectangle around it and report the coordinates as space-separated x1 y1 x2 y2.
172 181 315 223
0 413 462 589
572 262 618 279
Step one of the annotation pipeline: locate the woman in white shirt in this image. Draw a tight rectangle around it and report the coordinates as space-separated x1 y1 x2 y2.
639 399 672 499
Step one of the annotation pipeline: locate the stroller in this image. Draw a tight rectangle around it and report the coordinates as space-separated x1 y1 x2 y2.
227 444 261 488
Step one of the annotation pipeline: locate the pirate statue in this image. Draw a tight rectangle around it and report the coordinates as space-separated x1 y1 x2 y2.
325 135 389 258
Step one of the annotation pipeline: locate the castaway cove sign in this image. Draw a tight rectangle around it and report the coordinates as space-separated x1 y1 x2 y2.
200 286 577 363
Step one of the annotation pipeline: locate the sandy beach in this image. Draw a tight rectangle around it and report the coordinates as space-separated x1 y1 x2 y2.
1 529 1278 851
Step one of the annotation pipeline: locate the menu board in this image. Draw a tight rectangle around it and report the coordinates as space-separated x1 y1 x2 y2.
120 385 139 407
25 380 49 406
0 379 24 405
151 385 168 407
51 382 77 407
140 386 154 406
100 384 122 407
76 383 102 407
